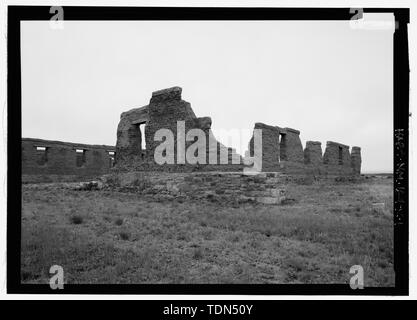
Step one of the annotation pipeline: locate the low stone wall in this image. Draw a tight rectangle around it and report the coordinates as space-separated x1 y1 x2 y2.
22 138 116 177
22 174 101 184
101 171 294 205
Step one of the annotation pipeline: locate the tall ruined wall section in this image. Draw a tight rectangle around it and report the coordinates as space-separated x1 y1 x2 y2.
116 105 149 164
22 86 362 183
279 128 306 174
351 147 362 175
248 124 305 173
248 123 280 172
22 138 115 176
116 87 362 176
115 87 243 172
106 171 288 205
25 86 361 179
249 122 362 175
322 141 353 175
304 141 323 165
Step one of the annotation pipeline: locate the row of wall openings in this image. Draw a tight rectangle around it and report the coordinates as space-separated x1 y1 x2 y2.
36 146 48 165
76 149 86 167
34 146 116 168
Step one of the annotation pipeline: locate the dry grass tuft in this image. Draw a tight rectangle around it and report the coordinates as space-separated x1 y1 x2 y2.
21 176 394 285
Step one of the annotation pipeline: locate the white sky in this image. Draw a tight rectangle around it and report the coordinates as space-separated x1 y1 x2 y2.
21 16 394 173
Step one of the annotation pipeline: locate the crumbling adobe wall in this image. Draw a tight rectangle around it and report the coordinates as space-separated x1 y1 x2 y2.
22 138 115 177
304 141 323 175
115 87 361 175
278 127 306 174
304 141 323 165
322 141 353 175
281 128 304 163
248 123 280 172
103 171 288 205
24 87 362 181
351 146 362 175
248 124 307 174
247 122 361 175
115 86 361 176
115 105 149 164
115 87 243 172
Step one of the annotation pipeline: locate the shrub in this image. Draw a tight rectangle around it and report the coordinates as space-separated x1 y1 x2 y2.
192 247 203 260
70 215 83 224
115 218 123 226
132 179 151 191
119 231 130 240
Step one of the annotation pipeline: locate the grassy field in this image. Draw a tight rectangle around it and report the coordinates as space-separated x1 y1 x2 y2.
21 175 394 286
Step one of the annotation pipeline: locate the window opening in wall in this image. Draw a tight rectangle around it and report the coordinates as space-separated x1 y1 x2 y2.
76 149 86 167
139 123 146 150
36 146 48 165
338 146 343 165
108 151 115 168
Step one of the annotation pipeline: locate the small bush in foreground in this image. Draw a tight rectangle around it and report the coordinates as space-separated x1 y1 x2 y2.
69 215 83 224
119 231 130 240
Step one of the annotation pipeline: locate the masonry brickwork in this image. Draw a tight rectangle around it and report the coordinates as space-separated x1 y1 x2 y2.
247 125 360 176
115 87 243 172
22 86 361 179
102 171 292 205
22 138 115 177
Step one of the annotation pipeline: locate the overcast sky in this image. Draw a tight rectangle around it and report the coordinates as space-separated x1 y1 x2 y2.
21 16 394 173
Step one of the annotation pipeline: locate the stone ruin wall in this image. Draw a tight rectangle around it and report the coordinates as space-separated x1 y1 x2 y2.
115 86 361 176
22 138 116 178
247 132 362 178
248 124 362 176
115 87 243 173
105 171 288 205
22 86 362 182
